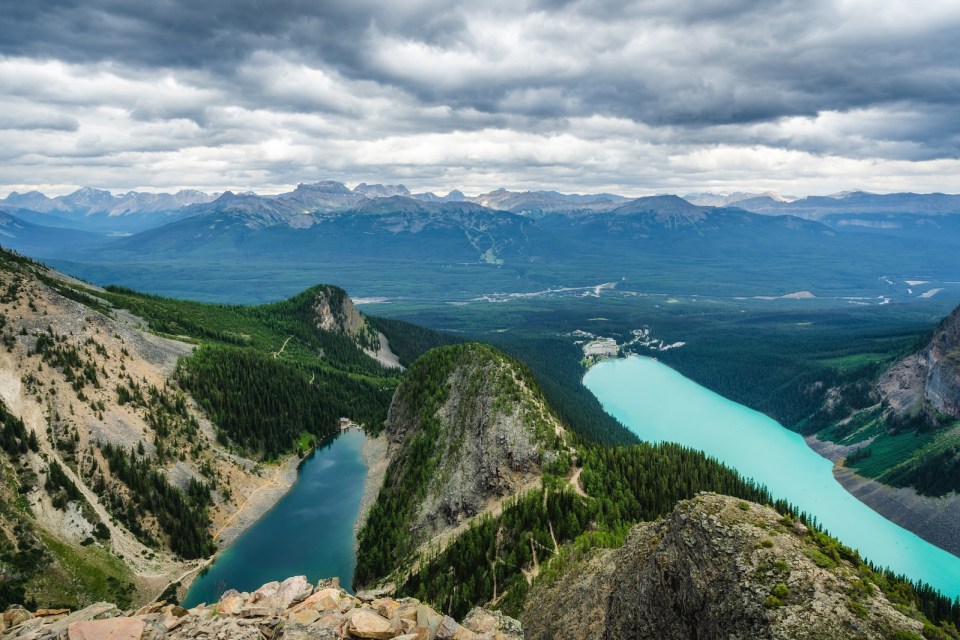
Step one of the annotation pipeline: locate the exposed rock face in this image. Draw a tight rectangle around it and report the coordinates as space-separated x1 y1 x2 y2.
523 494 924 640
384 344 565 549
3 576 523 640
879 305 960 419
310 286 379 350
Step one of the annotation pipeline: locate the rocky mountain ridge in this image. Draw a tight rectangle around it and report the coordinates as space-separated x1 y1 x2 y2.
5 495 940 640
356 343 569 587
523 494 927 640
2 575 522 640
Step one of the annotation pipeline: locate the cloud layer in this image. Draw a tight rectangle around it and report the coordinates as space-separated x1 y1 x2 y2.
2 0 960 196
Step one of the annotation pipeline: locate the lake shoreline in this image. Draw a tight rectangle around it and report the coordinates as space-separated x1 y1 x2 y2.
584 354 960 598
355 432 390 549
181 431 368 608
171 453 302 603
806 434 960 557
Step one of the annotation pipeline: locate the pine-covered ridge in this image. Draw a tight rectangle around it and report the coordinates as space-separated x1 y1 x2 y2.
59 281 412 459
356 343 569 587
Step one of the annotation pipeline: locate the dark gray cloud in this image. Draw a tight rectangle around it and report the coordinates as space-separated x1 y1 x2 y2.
1 0 959 195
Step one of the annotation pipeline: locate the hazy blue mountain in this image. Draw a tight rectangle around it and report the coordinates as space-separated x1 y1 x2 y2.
466 188 629 216
2 190 62 212
734 191 960 219
0 210 106 257
96 196 556 277
0 186 216 233
412 189 467 202
352 183 411 198
683 191 797 207
538 195 833 241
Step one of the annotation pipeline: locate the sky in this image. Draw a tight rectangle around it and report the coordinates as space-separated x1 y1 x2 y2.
2 0 960 197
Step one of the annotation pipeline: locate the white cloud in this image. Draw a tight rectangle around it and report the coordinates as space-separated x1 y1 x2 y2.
1 0 959 196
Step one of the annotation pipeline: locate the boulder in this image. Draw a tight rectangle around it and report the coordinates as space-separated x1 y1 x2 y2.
290 607 320 625
2 606 31 630
291 587 341 613
347 608 397 639
68 617 146 640
375 597 402 620
216 591 248 615
436 615 461 639
416 604 444 635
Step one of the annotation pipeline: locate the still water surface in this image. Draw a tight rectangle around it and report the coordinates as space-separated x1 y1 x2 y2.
584 355 960 598
182 430 366 607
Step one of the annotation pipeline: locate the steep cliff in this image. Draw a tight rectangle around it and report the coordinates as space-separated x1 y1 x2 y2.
523 494 927 640
308 285 379 349
879 304 960 420
355 343 567 587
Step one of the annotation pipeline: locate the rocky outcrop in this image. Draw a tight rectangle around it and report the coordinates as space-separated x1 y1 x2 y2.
311 286 376 344
382 344 566 550
2 576 523 640
312 287 363 336
523 494 924 640
879 304 960 419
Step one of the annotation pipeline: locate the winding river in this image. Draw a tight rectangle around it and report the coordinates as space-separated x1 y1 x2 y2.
182 430 367 607
583 355 960 599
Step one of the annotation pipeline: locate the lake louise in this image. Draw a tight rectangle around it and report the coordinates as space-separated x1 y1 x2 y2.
584 355 960 599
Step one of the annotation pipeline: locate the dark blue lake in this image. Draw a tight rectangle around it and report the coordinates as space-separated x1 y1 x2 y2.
182 430 367 607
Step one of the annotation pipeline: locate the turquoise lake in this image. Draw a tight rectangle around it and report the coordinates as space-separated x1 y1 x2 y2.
182 430 367 607
584 355 960 599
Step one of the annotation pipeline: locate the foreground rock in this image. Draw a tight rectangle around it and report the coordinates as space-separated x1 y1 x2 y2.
523 493 925 640
3 576 522 640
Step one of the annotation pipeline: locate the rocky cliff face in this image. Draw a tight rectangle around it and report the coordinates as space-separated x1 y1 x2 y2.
356 344 568 588
383 344 566 552
310 285 381 352
879 304 960 419
523 494 924 640
2 576 523 640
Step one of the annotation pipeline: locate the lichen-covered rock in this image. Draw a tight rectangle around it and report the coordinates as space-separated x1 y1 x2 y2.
523 494 924 640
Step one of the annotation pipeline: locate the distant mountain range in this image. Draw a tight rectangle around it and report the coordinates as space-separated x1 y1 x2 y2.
3 181 960 303
4 183 959 231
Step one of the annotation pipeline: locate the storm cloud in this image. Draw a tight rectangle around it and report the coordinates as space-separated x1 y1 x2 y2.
2 0 959 195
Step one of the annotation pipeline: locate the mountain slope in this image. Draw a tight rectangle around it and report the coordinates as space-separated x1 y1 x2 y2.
798 304 960 557
735 190 960 220
355 343 568 588
809 304 960 497
0 249 408 609
523 494 926 640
